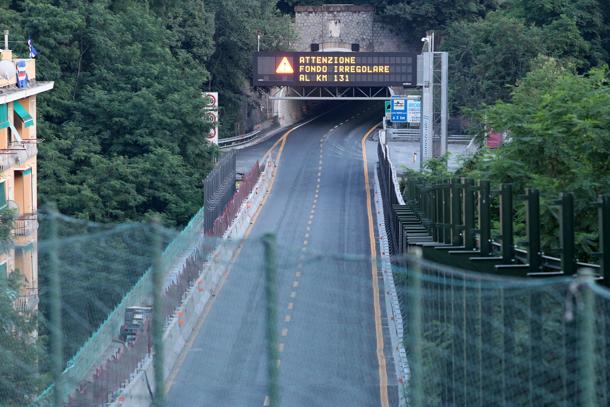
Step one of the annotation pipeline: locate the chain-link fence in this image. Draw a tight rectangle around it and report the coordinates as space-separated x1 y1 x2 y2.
395 253 610 407
2 213 610 406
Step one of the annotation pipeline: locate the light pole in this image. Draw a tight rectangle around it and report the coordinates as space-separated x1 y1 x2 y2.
420 32 434 170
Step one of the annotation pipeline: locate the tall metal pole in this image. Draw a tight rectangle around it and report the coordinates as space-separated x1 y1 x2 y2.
263 234 279 406
49 206 64 406
420 32 434 169
152 219 165 407
440 52 448 156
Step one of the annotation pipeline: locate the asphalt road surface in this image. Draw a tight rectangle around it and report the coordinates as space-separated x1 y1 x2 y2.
166 102 397 406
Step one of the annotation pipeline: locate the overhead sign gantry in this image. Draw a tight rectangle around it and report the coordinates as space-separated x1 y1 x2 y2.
253 51 417 99
254 52 416 86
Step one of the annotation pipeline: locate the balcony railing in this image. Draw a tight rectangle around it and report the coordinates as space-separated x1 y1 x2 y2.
0 142 37 170
14 288 39 312
14 213 38 236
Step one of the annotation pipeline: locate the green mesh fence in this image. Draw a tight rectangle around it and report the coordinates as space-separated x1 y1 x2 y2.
1 212 609 406
394 253 610 407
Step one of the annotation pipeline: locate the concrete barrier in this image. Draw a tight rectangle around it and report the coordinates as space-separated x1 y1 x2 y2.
111 159 275 406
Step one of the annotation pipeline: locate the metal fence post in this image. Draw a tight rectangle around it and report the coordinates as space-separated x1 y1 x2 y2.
526 189 541 273
450 179 462 246
500 184 514 264
479 181 492 256
579 269 597 407
598 195 610 286
49 207 64 407
560 193 576 275
152 220 164 407
444 182 452 245
462 178 475 250
408 250 424 407
263 234 279 406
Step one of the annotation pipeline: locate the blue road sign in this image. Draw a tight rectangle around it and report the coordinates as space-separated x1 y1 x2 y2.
391 96 407 122
407 97 421 124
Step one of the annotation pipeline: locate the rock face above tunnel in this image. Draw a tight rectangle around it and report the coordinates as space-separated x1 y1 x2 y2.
293 4 412 53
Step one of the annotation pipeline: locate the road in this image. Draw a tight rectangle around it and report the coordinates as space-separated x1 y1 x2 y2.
166 102 396 406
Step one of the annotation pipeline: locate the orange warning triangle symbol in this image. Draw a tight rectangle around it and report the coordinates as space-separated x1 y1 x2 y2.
276 57 294 74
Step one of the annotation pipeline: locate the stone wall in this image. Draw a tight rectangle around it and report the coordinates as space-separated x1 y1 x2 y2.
293 4 375 51
293 4 414 53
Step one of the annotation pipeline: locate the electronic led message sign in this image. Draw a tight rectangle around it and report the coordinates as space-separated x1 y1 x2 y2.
253 52 417 87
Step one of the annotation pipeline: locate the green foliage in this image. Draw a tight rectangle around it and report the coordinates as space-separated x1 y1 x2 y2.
401 154 452 186
441 0 609 117
0 207 15 249
507 0 609 65
1 0 222 226
0 270 46 406
461 60 610 257
206 0 293 136
382 0 498 41
442 12 545 112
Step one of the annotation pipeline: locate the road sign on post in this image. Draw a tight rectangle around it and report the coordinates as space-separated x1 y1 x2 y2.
203 92 219 145
391 96 407 123
406 95 421 124
385 100 391 119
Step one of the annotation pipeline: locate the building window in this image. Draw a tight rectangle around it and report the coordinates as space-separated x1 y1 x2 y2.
14 168 33 215
0 104 8 149
0 104 9 129
13 99 33 140
0 180 6 209
0 262 7 281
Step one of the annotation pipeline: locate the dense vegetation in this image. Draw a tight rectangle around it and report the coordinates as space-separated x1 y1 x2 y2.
1 0 290 226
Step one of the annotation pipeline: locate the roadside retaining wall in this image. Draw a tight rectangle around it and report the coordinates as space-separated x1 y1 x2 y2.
111 159 275 406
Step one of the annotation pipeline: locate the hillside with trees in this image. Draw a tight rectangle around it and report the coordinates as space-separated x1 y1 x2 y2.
1 0 290 226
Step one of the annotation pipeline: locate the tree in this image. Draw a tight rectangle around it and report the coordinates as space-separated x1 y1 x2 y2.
205 0 293 136
4 0 219 226
462 59 610 257
382 0 499 42
442 12 544 113
0 209 45 405
506 0 609 66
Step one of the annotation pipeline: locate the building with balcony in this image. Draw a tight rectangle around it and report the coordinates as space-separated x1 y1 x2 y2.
0 45 53 312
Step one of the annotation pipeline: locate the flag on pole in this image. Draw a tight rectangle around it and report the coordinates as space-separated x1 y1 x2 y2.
28 37 38 58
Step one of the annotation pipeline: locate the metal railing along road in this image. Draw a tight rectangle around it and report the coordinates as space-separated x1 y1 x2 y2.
203 151 237 233
218 128 262 148
377 139 610 406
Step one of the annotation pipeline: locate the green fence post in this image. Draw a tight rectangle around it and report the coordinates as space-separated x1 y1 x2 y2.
263 234 279 406
444 182 452 245
560 193 577 275
450 179 461 246
48 207 64 407
408 250 424 407
598 195 610 286
479 181 492 256
463 178 475 250
500 184 514 264
501 286 514 404
579 269 597 407
430 187 435 237
152 220 164 407
525 189 541 273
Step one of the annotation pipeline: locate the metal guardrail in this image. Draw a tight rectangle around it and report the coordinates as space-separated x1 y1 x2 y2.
218 128 262 148
218 120 280 148
387 129 472 144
